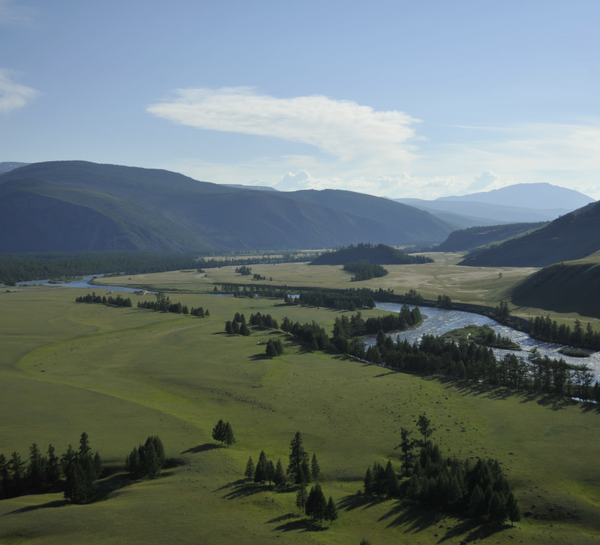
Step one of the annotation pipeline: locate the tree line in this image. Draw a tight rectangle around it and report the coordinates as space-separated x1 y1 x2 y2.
280 317 330 351
529 315 600 351
294 289 375 311
76 292 132 307
349 329 599 402
0 432 102 504
344 261 388 281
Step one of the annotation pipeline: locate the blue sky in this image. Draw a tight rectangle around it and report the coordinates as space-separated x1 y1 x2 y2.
1 0 598 199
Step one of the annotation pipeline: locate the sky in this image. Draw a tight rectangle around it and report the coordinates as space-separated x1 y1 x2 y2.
1 0 599 199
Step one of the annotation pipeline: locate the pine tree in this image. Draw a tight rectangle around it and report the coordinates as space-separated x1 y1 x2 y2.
27 443 45 493
240 323 250 336
266 460 275 486
311 453 321 482
224 422 236 447
126 447 141 476
417 415 434 445
396 427 416 476
225 321 233 334
469 484 485 517
254 451 267 484
296 482 308 512
273 459 286 488
46 444 60 487
363 466 373 495
305 483 327 522
287 432 309 485
385 460 400 496
232 320 240 335
212 419 227 445
324 495 338 525
244 457 255 481
9 452 25 497
506 491 521 526
144 442 161 479
0 454 9 499
79 432 91 458
93 452 103 480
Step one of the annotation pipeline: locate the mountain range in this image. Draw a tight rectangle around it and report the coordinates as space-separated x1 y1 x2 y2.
395 183 594 228
0 161 453 254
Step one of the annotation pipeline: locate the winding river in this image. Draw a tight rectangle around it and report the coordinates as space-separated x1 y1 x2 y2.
13 279 600 379
368 302 600 380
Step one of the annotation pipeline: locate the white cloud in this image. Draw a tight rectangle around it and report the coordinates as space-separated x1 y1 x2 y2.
0 69 39 113
0 0 36 26
468 171 500 191
147 87 420 166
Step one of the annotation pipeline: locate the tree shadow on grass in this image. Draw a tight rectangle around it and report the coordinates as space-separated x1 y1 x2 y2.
580 401 600 414
249 353 269 361
4 499 68 516
219 480 265 500
437 518 509 543
93 472 135 502
270 515 328 533
181 443 221 454
338 492 388 511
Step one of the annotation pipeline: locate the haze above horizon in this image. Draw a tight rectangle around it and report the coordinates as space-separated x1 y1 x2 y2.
1 1 598 199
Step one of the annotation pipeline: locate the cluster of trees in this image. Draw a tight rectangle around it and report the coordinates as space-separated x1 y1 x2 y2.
225 313 251 336
249 312 279 329
190 306 209 317
350 329 599 402
138 293 188 314
253 273 267 280
310 243 433 266
468 325 520 350
212 420 236 447
0 251 203 284
0 432 102 504
196 253 315 272
363 418 520 525
295 289 375 310
265 338 284 358
245 452 286 487
0 444 61 499
215 284 288 299
235 266 252 275
125 436 166 479
330 308 422 354
529 316 600 351
61 432 103 504
343 261 388 281
437 294 452 309
297 483 338 525
75 292 133 307
280 317 330 351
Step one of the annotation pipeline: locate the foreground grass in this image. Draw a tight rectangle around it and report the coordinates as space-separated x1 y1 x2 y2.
0 287 599 544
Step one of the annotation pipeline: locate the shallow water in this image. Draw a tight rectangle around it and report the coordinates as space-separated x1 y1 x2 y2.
16 275 153 294
367 302 600 380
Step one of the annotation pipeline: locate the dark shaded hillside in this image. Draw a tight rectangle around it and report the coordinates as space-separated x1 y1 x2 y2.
512 256 600 318
310 243 432 265
436 222 546 252
460 202 600 267
0 161 454 253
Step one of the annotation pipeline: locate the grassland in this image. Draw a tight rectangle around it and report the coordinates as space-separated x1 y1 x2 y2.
1 285 600 544
94 252 600 330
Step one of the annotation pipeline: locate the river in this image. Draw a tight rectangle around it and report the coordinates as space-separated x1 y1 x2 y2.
367 302 600 380
16 275 153 294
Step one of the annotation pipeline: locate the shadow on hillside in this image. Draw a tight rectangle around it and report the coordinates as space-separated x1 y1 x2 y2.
219 480 265 500
269 513 329 533
338 492 388 511
438 378 579 411
249 353 268 361
4 499 68 516
182 443 221 454
94 472 135 502
437 518 508 543
580 401 600 414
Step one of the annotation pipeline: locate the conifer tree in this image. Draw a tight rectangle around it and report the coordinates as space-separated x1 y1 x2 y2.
266 460 275 487
324 495 338 525
244 457 255 481
232 320 240 335
363 466 373 495
506 491 521 526
9 452 25 497
396 427 416 476
305 483 327 522
0 454 9 499
273 459 286 488
287 432 309 485
46 444 60 487
144 442 161 479
212 420 227 445
296 482 308 512
27 443 45 493
311 453 320 482
254 451 267 484
224 422 236 447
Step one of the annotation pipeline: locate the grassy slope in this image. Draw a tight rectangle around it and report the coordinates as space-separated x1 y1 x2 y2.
1 287 600 544
511 253 600 318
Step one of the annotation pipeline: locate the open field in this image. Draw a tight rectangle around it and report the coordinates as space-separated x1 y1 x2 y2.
93 252 600 329
1 286 600 544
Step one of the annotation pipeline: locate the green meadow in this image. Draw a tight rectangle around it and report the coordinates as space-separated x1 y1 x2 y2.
1 279 599 544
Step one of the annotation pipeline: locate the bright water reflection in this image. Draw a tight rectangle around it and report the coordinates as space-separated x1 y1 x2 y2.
366 302 600 380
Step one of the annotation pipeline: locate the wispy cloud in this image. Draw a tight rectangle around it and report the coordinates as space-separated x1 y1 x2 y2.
147 87 420 165
0 0 37 27
0 69 39 113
